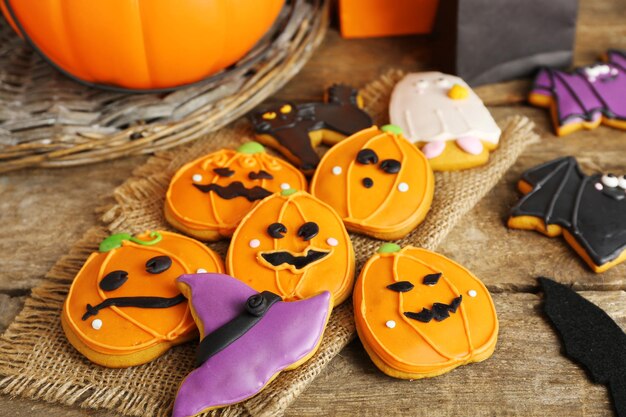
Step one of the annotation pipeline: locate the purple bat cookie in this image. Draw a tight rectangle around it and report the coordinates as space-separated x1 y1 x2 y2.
530 50 626 135
172 273 332 417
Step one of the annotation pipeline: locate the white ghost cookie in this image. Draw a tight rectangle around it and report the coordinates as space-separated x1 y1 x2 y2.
389 72 501 171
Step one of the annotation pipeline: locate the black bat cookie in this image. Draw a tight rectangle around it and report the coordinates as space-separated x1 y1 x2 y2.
250 84 373 173
509 156 626 272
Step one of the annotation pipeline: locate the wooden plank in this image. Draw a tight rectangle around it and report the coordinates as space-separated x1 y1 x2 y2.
287 292 624 416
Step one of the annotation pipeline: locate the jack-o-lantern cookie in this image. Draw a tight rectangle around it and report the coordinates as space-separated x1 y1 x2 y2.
354 244 499 380
226 189 355 306
165 142 306 241
62 231 224 368
250 84 373 173
508 157 626 273
389 72 501 171
310 125 434 240
172 273 332 416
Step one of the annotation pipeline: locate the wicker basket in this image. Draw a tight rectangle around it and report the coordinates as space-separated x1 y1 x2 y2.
0 0 328 173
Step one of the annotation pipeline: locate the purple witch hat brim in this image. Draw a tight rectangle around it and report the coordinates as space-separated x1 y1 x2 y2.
173 273 332 417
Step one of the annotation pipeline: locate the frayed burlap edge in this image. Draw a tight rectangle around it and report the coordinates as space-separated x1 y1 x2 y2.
0 70 539 417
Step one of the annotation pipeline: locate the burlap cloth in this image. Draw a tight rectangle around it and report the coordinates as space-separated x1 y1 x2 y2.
0 70 539 417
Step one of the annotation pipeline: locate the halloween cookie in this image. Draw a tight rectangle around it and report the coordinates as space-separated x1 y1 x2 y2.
250 84 373 173
62 231 224 368
226 189 355 306
508 157 626 273
165 142 306 241
389 72 501 171
173 273 332 416
310 125 434 240
529 50 626 136
354 244 499 379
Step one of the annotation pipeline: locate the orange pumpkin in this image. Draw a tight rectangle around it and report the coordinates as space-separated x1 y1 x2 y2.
226 189 355 306
354 244 498 379
0 0 284 90
165 142 306 241
61 230 224 368
310 125 434 240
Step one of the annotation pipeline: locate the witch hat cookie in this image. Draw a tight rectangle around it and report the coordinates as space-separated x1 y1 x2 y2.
172 273 332 417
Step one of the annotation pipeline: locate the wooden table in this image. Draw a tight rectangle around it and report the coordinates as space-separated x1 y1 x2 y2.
1 0 625 415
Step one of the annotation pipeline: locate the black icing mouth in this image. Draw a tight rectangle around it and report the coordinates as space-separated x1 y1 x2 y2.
82 294 186 321
260 249 330 270
403 296 463 323
193 181 272 202
602 187 625 201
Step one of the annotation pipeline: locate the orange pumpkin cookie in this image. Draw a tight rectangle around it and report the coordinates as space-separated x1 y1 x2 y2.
354 244 499 379
310 125 434 240
62 231 224 368
165 142 306 241
226 189 355 306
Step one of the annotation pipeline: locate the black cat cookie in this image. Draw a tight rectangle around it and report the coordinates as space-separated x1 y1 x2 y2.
250 84 373 173
508 157 626 273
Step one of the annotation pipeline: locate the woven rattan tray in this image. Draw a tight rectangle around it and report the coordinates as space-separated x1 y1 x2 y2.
0 0 327 173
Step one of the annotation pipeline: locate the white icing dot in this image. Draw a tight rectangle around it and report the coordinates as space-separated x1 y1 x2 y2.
280 183 290 190
332 166 342 175
385 320 396 329
618 176 626 190
468 290 477 298
398 182 409 192
327 237 339 247
192 174 203 182
249 239 261 248
92 319 103 330
602 174 619 188
196 268 207 273
595 182 604 191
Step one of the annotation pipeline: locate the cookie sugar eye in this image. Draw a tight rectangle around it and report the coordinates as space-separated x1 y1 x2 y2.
602 174 619 188
414 79 428 90
618 175 626 190
267 223 287 239
436 77 450 87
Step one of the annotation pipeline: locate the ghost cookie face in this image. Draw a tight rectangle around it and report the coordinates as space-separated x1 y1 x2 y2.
165 142 306 241
226 189 355 306
354 244 499 380
389 72 501 171
310 125 434 240
61 231 224 368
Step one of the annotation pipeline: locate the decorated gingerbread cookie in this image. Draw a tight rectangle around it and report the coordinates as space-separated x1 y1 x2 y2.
354 244 499 380
250 84 373 173
389 72 501 171
61 231 224 368
529 50 626 136
508 157 626 273
173 273 332 416
165 142 306 241
226 189 355 306
310 125 434 240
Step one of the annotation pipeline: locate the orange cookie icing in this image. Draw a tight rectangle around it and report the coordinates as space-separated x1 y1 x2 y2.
62 231 224 367
310 125 434 240
165 142 306 241
226 189 355 306
354 244 498 379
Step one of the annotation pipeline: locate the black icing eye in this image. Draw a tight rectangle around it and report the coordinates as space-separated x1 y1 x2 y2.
356 149 378 165
100 270 128 292
297 222 319 241
267 223 287 239
145 256 172 274
213 167 235 177
380 159 401 174
387 281 414 292
362 177 374 188
248 170 274 180
422 272 442 286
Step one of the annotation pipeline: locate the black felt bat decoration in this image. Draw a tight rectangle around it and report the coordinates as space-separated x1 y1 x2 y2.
539 277 626 417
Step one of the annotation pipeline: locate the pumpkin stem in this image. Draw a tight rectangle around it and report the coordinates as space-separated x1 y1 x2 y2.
381 124 403 135
377 243 401 254
280 188 298 196
237 142 265 154
98 231 162 252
